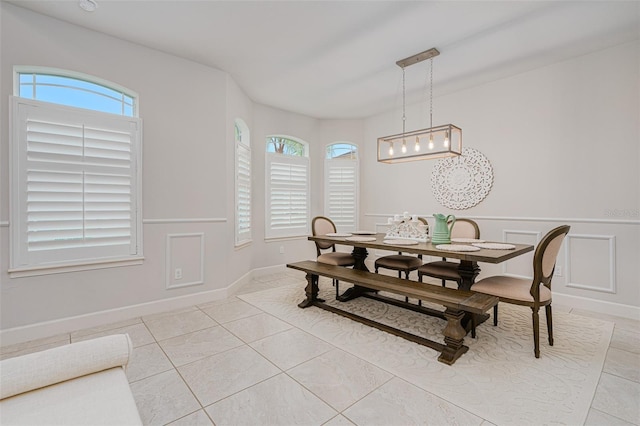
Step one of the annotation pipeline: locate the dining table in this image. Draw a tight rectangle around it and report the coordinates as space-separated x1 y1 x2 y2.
308 233 534 302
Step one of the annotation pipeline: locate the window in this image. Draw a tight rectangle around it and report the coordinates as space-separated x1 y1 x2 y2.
10 68 142 274
265 136 309 239
235 119 251 246
325 143 358 232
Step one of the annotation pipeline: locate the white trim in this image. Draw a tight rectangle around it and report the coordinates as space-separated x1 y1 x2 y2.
565 234 617 294
8 257 145 278
143 217 227 224
1 263 638 346
0 221 8 227
365 213 639 225
165 233 205 289
501 229 541 276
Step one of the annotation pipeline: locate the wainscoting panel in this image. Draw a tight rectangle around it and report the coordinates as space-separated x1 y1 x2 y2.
566 234 616 294
502 229 541 278
166 233 205 289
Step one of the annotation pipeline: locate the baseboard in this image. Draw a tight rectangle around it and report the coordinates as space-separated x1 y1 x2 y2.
553 292 640 321
2 264 637 346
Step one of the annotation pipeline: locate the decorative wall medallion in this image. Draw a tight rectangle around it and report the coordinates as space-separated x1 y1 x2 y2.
431 147 493 210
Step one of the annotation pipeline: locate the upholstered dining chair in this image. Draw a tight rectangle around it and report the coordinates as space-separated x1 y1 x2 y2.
311 216 356 298
374 217 428 285
417 218 480 288
471 225 571 358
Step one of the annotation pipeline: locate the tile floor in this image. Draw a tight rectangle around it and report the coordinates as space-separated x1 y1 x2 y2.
1 271 639 425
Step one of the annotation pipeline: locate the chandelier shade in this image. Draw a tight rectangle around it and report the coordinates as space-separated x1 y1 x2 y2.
378 124 462 163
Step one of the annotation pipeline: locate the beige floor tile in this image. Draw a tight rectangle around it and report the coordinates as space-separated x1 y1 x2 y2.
288 349 393 412
200 299 262 324
0 333 69 355
323 415 356 426
158 325 244 367
222 312 292 343
0 340 69 360
205 373 336 426
142 306 199 322
250 328 334 370
71 323 155 347
144 310 217 341
127 342 174 383
70 317 142 339
610 327 640 354
585 408 636 426
592 373 640 424
167 409 214 425
343 377 483 426
130 369 201 426
571 309 640 332
178 345 280 406
604 347 640 383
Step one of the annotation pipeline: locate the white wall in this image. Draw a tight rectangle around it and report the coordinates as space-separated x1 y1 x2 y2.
0 4 232 334
361 41 640 314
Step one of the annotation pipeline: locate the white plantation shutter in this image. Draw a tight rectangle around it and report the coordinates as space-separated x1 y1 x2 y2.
266 153 309 238
325 158 358 232
11 97 142 269
235 142 251 245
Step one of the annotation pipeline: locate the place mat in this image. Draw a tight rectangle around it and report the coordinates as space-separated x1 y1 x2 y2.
383 239 419 246
435 244 481 252
472 242 516 250
451 238 485 243
239 283 613 426
345 236 377 242
352 230 376 235
325 232 352 237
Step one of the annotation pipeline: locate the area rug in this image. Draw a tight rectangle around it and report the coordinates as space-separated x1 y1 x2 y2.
239 279 614 425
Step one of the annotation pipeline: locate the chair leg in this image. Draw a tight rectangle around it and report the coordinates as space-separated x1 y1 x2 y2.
335 281 340 299
532 307 541 358
471 315 476 338
441 279 446 287
418 274 423 283
546 305 554 346
493 304 498 326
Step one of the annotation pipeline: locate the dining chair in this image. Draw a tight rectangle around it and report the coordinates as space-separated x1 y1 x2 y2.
311 216 356 298
417 218 480 288
471 225 571 358
374 217 428 293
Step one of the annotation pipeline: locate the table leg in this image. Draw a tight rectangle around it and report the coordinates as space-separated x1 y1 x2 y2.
438 308 469 365
336 246 372 302
457 260 480 291
298 273 323 308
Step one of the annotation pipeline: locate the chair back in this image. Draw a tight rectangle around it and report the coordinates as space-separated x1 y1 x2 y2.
312 216 337 255
450 218 480 239
531 225 571 301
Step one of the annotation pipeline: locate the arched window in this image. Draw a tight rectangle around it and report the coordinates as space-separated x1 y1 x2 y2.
265 136 310 239
10 67 142 274
235 119 251 246
325 143 359 232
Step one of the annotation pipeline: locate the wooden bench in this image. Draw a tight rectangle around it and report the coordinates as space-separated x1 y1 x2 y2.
286 260 498 365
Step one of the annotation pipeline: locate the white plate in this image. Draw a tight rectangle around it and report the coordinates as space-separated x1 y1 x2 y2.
435 244 481 252
472 242 516 250
345 236 377 242
451 238 485 243
383 239 419 245
352 230 376 235
325 232 352 237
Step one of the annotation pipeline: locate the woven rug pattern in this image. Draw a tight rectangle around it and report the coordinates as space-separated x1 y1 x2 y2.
239 280 613 425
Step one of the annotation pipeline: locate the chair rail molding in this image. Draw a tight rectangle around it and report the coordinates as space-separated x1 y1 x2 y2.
144 217 227 224
365 213 639 225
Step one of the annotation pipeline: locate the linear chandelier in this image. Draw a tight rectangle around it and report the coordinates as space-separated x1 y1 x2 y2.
378 48 462 163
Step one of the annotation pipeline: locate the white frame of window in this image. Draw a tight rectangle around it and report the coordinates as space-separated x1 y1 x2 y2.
9 68 143 277
264 135 310 240
324 142 359 232
234 119 252 247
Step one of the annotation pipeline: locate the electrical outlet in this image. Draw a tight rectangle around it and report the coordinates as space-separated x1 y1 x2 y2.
174 268 183 280
279 246 285 254
554 266 562 277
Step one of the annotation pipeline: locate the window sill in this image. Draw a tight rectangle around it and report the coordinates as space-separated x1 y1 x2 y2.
8 257 145 278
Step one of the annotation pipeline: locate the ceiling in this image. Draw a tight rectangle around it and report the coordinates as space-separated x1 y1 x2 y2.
7 1 640 119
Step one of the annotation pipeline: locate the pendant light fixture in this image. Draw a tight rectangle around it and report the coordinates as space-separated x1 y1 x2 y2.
378 48 462 163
